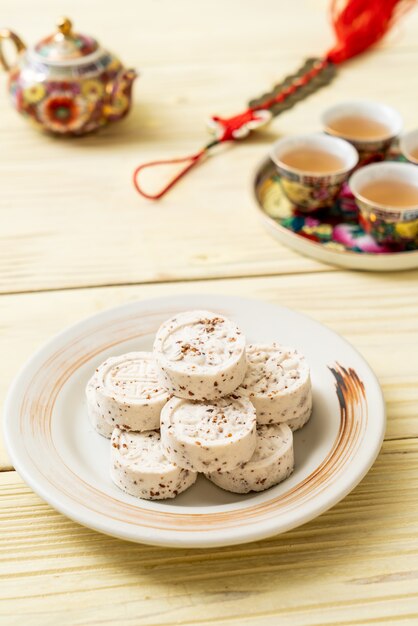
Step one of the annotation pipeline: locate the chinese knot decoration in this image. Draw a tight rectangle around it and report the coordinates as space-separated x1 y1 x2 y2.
133 0 416 200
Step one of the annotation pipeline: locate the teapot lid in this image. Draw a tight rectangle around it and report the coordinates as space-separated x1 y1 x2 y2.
34 17 99 62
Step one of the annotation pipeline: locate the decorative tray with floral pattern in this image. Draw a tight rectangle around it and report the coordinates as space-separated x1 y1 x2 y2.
254 150 418 271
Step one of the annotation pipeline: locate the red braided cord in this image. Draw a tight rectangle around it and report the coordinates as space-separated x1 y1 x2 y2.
133 141 218 200
132 61 327 199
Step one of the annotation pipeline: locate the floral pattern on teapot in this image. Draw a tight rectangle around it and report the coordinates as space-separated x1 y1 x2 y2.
1 18 137 135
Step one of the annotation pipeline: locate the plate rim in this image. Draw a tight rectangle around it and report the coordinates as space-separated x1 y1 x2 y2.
253 158 418 272
3 294 386 548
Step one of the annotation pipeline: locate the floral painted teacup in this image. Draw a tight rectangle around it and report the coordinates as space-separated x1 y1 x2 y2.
322 101 402 165
270 133 358 212
349 162 418 246
400 129 418 165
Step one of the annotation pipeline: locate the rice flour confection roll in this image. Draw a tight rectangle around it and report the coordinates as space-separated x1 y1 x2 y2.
110 428 197 500
238 344 312 426
153 310 247 400
206 423 294 493
283 404 312 431
160 395 256 473
86 376 114 438
86 351 169 433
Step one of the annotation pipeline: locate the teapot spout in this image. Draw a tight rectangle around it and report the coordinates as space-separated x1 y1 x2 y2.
103 68 137 121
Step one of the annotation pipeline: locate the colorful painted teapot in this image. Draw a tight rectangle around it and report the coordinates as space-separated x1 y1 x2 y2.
0 18 137 135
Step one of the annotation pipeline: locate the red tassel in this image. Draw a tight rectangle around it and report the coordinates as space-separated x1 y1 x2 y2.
326 0 416 64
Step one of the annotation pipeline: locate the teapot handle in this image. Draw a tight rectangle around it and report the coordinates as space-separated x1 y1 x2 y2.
0 29 26 71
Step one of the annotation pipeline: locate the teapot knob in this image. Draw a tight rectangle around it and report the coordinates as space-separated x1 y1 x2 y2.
56 17 73 36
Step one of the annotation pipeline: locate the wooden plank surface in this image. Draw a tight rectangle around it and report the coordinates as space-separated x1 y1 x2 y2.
1 1 418 292
2 1 418 624
1 269 417 469
1 438 418 626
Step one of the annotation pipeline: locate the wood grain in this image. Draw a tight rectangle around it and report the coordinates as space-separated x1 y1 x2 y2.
1 438 418 625
1 0 418 292
1 1 418 624
1 270 417 469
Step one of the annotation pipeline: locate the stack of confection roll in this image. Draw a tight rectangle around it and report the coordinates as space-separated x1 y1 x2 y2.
86 310 312 500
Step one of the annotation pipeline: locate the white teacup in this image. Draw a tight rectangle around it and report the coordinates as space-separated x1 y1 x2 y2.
270 133 358 212
322 101 402 163
400 129 418 165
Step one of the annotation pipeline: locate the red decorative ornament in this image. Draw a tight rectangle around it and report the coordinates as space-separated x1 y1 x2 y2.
133 0 416 200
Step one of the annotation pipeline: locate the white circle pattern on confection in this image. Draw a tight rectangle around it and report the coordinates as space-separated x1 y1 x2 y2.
159 312 244 368
102 355 167 401
242 345 308 395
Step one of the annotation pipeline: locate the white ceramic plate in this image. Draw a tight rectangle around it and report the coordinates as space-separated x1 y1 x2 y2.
4 295 385 548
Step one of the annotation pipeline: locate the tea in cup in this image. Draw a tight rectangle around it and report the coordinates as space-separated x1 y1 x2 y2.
270 133 358 212
400 129 418 165
349 162 418 246
322 101 402 163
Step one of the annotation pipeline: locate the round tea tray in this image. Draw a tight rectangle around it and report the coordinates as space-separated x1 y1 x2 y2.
254 158 418 272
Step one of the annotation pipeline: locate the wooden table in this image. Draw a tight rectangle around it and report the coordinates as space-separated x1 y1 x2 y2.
1 1 418 624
